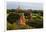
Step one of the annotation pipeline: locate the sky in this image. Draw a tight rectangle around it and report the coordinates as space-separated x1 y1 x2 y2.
7 2 43 10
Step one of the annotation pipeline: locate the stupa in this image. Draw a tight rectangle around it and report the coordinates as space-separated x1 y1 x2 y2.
16 5 26 27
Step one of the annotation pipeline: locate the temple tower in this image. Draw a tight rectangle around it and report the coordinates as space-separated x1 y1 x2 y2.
16 5 26 27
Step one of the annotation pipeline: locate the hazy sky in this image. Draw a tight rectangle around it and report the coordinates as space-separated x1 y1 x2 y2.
7 2 43 10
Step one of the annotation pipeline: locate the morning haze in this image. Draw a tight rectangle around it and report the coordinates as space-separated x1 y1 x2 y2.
7 2 43 10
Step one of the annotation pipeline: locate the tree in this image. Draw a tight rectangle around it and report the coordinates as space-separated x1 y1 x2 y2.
7 13 20 24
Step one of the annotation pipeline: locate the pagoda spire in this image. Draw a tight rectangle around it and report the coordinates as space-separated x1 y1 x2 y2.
16 4 21 13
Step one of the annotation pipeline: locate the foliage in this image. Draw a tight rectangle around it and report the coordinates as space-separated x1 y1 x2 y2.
7 13 20 24
26 10 43 28
7 9 43 30
7 22 16 30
